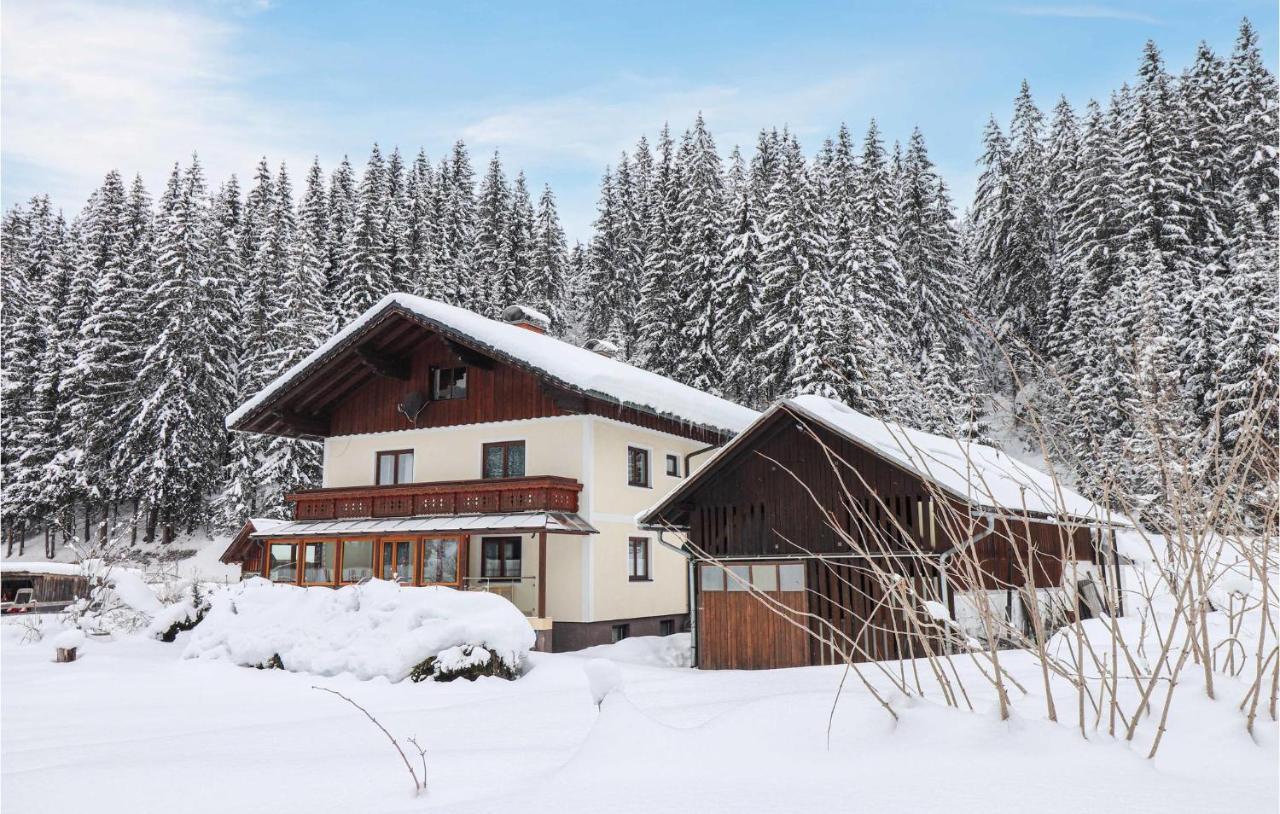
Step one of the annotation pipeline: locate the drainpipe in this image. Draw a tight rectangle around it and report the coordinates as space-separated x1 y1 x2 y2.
936 515 996 619
657 529 696 667
683 442 722 477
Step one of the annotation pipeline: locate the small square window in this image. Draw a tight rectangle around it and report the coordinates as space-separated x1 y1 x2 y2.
700 565 725 592
481 537 522 580
432 366 468 400
659 619 675 636
726 565 751 591
376 450 414 485
627 447 650 488
611 623 630 643
665 454 681 477
751 564 778 591
482 441 526 479
779 563 805 591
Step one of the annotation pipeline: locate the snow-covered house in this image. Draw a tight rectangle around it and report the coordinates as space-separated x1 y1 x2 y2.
219 294 757 651
638 395 1129 670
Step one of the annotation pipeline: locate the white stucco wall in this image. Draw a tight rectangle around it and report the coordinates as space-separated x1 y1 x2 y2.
317 412 718 625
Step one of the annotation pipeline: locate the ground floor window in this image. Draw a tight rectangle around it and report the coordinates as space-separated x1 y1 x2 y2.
267 543 298 582
628 537 650 581
422 537 460 584
481 537 521 579
302 542 337 583
341 540 375 583
611 623 630 642
382 540 414 583
659 619 675 636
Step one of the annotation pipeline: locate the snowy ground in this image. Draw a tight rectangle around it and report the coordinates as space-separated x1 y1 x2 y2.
3 620 1275 814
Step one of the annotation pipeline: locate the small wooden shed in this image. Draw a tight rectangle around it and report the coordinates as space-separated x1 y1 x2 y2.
1 562 88 612
639 396 1128 670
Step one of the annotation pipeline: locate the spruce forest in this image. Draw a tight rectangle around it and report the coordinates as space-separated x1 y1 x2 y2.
2 22 1275 547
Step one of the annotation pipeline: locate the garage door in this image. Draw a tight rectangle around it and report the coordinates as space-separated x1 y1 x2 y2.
696 561 810 670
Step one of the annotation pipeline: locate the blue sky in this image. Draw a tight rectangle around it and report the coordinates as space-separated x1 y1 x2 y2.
3 0 1275 241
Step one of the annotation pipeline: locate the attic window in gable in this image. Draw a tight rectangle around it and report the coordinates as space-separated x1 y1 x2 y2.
432 366 467 400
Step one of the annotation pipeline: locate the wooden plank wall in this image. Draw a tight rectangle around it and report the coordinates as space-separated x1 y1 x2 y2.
329 334 565 436
689 420 946 559
698 581 809 670
805 557 941 665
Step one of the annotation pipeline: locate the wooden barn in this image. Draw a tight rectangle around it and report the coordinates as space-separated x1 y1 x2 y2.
638 395 1128 670
1 563 88 613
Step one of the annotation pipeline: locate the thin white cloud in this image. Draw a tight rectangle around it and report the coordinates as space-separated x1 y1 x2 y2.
1 0 308 209
1006 5 1163 24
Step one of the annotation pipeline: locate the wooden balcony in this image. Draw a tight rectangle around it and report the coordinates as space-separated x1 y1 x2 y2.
285 475 582 521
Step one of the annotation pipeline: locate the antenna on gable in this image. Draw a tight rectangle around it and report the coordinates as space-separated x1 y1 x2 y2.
397 390 426 425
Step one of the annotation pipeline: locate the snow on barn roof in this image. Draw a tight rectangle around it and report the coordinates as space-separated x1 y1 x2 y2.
0 561 84 576
639 394 1128 528
784 395 1126 523
226 293 759 436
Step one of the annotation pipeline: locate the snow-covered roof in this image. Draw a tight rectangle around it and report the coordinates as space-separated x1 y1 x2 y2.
0 561 84 576
248 512 597 537
639 395 1128 527
227 293 759 436
785 395 1124 523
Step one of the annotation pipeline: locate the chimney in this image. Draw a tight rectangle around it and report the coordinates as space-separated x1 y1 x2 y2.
501 304 551 334
583 338 620 358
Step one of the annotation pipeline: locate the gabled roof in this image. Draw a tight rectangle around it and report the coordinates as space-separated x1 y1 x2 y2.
227 293 758 438
639 394 1129 529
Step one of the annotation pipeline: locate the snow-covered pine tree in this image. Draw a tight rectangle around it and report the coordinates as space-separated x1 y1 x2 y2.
584 166 623 347
326 156 357 307
404 149 438 297
504 171 536 312
383 148 412 294
673 114 727 391
526 184 569 330
335 145 392 324
636 125 684 375
1225 18 1279 235
124 157 237 541
436 142 478 308
475 151 514 316
717 147 766 407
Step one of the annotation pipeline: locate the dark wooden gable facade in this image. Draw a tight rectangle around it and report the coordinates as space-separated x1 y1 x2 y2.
230 303 733 444
644 404 1110 670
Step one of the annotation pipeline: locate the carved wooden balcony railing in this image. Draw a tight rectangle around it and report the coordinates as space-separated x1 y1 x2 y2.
285 475 582 521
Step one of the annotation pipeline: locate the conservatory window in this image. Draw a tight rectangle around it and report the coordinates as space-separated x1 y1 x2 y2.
340 540 375 583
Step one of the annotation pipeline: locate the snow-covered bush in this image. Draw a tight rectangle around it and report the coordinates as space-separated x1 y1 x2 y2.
409 644 519 682
147 581 212 642
184 578 535 682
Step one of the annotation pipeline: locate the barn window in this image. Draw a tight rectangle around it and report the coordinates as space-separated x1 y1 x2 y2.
700 565 725 591
627 447 651 487
376 450 414 485
726 565 751 591
779 563 805 591
340 540 375 582
432 366 467 400
751 564 778 591
268 543 298 582
628 537 651 581
483 441 525 479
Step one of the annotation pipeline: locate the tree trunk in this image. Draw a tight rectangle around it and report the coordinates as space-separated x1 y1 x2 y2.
144 505 158 544
98 504 110 545
17 524 25 556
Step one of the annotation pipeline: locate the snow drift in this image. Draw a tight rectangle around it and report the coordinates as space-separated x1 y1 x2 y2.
183 578 535 681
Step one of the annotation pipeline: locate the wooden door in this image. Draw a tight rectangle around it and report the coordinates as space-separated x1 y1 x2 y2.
697 561 810 670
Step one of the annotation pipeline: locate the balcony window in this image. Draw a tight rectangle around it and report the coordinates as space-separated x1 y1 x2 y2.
340 540 375 583
482 441 525 479
268 543 298 582
302 542 336 584
481 536 521 580
382 540 414 584
627 446 650 488
422 537 460 584
628 537 650 581
376 450 414 485
432 366 467 400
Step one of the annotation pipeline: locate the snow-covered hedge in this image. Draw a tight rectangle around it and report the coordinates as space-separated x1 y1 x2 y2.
183 578 535 682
